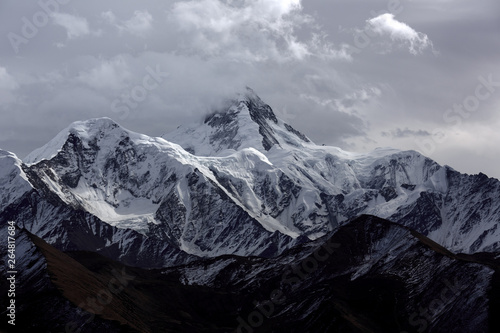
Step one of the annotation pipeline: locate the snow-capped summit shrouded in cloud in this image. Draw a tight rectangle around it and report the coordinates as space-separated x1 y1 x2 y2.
0 0 499 179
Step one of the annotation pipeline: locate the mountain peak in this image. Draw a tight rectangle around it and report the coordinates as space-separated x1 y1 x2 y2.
24 118 127 164
238 86 260 101
164 88 310 156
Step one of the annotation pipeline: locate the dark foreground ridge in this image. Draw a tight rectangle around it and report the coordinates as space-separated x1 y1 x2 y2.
1 215 499 333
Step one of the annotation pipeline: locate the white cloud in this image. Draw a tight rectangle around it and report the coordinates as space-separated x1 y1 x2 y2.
102 10 153 37
77 57 130 90
366 13 433 55
52 13 92 39
169 0 348 62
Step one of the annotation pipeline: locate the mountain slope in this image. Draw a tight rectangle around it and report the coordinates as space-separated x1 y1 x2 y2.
0 227 132 333
0 150 32 212
160 215 499 332
2 215 497 332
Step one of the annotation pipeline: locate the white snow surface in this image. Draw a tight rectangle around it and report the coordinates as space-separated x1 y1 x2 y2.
0 150 32 211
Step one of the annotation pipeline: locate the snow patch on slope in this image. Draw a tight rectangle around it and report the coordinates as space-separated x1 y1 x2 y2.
71 179 160 232
0 150 32 211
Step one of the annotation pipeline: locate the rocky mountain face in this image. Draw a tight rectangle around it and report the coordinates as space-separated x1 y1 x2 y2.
1 215 499 332
1 88 500 331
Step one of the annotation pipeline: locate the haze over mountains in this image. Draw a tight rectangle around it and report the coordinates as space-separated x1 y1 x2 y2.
1 88 499 332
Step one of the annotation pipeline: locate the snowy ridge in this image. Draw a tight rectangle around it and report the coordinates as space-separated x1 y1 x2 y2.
0 150 32 211
0 89 499 264
24 118 301 239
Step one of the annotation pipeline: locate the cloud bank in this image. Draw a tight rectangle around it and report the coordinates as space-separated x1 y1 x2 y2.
169 0 348 61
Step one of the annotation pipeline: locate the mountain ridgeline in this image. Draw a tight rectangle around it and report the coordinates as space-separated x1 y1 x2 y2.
1 88 499 332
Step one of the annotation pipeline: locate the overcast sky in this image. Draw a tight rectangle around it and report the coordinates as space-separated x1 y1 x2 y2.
1 0 499 179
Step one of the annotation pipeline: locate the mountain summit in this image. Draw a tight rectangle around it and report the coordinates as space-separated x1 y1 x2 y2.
164 87 310 156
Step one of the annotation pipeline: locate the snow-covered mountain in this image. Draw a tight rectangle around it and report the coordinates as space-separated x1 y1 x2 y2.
166 88 500 254
163 88 311 156
1 88 499 269
2 87 500 332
